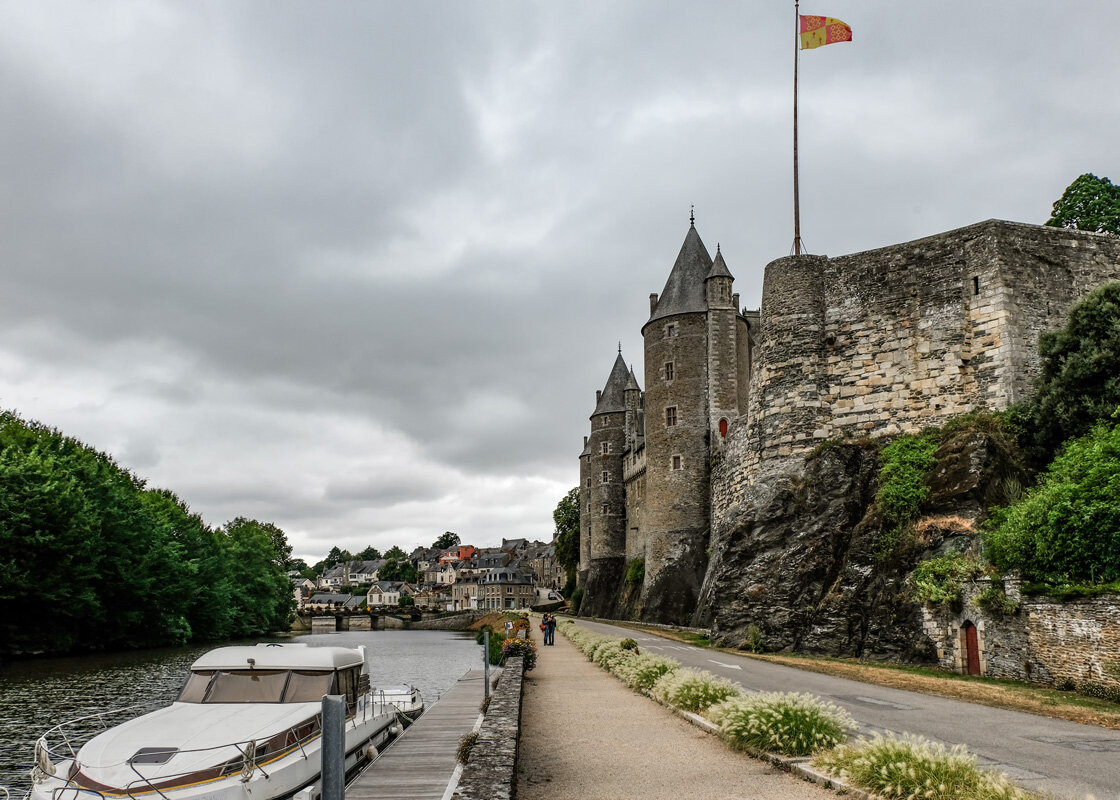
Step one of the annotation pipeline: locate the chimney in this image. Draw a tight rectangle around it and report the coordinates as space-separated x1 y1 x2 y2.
732 292 740 311
596 390 602 404
649 293 659 314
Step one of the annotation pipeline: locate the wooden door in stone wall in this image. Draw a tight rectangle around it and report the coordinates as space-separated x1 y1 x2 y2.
962 621 981 675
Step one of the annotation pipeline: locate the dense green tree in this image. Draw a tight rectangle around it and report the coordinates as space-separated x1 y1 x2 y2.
432 531 460 550
0 410 299 656
1046 173 1120 235
985 416 1120 585
1024 282 1120 462
553 487 580 576
323 546 352 568
378 556 419 584
383 545 408 561
223 517 295 636
357 545 381 561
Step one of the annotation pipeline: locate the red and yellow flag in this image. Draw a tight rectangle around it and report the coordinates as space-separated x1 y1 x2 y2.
799 15 852 50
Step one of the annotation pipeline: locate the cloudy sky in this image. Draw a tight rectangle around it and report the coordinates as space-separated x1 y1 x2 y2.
1 2 1116 562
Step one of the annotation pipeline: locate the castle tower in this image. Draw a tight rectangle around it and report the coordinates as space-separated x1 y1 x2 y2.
638 218 718 623
706 245 739 446
580 350 630 617
577 434 591 587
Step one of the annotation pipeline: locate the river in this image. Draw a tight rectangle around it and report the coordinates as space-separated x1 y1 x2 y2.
0 630 484 794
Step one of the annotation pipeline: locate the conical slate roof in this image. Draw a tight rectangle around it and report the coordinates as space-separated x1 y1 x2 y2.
706 246 733 280
591 352 631 417
647 223 713 327
626 366 641 392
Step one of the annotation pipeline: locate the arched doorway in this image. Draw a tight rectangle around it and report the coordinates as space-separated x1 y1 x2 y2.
961 621 981 675
719 418 729 438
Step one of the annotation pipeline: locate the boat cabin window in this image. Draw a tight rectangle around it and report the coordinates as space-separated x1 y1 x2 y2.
178 668 360 704
207 670 289 703
179 670 214 703
284 670 336 703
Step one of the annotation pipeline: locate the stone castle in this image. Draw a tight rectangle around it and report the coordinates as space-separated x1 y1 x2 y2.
578 216 1120 625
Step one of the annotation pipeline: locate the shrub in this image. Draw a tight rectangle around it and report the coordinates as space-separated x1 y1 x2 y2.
875 434 939 560
592 641 633 672
707 691 855 757
973 584 1020 616
456 731 478 765
570 587 584 614
814 733 1039 800
740 623 764 653
501 637 537 671
910 553 982 608
651 668 741 712
625 558 645 587
984 416 1120 585
475 627 506 665
613 653 678 691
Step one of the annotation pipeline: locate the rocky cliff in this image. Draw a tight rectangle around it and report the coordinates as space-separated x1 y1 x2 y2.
694 420 1020 660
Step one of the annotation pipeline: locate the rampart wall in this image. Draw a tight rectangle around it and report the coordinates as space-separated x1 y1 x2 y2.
712 221 1120 536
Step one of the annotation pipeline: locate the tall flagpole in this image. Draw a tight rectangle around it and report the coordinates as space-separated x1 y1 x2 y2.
793 0 802 255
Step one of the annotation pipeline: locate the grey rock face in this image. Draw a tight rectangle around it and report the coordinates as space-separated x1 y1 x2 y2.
701 431 1013 661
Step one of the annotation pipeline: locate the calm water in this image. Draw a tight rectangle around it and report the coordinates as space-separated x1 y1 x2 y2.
0 630 484 793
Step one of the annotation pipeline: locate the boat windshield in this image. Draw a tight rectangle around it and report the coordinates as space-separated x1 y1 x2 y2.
178 669 338 704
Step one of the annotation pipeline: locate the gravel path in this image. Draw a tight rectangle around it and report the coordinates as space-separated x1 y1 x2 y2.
516 628 834 800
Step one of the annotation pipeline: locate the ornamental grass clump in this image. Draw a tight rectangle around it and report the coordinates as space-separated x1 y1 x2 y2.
651 667 742 712
614 653 679 691
814 733 1040 800
706 691 855 757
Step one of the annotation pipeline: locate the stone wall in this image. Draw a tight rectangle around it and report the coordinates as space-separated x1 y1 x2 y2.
452 657 524 800
712 220 1120 545
921 580 1120 693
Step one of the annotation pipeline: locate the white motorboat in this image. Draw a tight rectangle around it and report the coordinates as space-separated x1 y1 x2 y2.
29 643 423 800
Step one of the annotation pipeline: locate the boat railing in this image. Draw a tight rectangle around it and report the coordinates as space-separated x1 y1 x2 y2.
37 705 151 763
37 698 397 800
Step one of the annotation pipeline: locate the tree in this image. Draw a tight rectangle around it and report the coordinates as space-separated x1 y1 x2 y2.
357 545 381 561
323 546 353 568
553 487 580 576
985 415 1120 585
1046 173 1120 235
223 518 295 635
383 545 408 561
432 531 460 550
1025 282 1120 462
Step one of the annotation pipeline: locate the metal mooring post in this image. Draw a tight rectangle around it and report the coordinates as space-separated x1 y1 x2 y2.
321 695 346 800
483 630 491 698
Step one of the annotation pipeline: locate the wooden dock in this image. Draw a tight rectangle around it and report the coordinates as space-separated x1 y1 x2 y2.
347 669 487 800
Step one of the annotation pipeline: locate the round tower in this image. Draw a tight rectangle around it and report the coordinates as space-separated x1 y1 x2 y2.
638 218 715 624
750 254 830 470
705 245 739 447
577 434 591 586
580 351 630 618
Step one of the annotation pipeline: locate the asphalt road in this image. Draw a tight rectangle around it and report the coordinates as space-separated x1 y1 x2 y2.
575 619 1120 800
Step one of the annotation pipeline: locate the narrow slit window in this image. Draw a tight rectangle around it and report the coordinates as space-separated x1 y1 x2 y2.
672 455 682 470
665 361 674 381
972 276 980 295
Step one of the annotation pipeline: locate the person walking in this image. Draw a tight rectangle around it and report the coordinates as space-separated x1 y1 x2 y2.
544 613 556 645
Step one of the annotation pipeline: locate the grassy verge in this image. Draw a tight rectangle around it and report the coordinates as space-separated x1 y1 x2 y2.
576 618 1120 730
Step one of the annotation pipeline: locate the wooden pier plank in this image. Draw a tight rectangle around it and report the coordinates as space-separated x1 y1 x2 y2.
346 669 486 800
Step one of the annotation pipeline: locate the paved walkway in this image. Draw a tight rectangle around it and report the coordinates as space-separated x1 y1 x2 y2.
517 626 833 800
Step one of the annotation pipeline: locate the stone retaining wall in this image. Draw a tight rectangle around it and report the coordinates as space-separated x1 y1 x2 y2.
452 656 525 800
921 580 1120 693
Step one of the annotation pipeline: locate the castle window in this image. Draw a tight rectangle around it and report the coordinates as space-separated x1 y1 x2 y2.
672 455 682 470
601 471 609 483
666 406 677 427
602 442 612 454
586 476 591 487
719 418 729 438
972 276 980 295
602 504 609 515
667 323 677 338
665 361 674 381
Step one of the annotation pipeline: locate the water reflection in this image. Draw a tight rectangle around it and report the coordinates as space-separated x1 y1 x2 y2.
0 630 483 792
